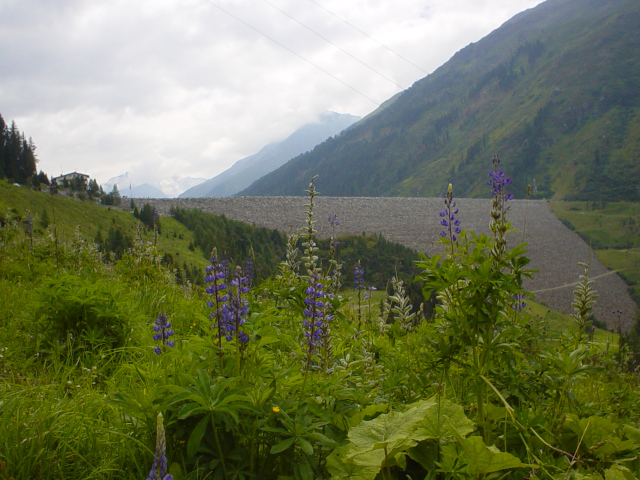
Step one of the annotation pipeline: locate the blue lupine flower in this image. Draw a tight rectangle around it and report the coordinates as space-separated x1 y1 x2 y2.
146 413 173 480
440 183 461 243
487 155 514 200
511 293 527 311
354 261 365 290
244 257 254 287
206 253 229 340
152 313 174 355
224 266 250 343
303 271 326 354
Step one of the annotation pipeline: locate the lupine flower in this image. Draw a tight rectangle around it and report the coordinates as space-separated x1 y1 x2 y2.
303 271 326 355
511 293 527 311
487 155 514 200
244 257 254 287
487 156 513 261
146 413 173 480
152 313 175 355
224 266 250 343
354 261 365 290
439 183 461 247
364 285 377 300
206 253 229 341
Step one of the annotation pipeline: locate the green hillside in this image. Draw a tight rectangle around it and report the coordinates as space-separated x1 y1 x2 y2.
550 200 640 306
241 0 640 201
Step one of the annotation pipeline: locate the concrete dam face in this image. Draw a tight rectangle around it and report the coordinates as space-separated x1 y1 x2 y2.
141 196 637 331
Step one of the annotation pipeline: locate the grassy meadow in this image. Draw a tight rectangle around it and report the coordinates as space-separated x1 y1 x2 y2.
550 201 640 305
1 180 640 480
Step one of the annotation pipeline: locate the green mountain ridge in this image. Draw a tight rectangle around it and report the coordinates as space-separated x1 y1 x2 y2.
239 0 640 201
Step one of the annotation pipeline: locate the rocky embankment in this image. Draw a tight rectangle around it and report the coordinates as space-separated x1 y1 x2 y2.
134 196 637 331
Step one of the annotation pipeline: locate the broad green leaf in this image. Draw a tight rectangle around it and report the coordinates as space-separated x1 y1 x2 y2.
326 447 381 480
456 435 528 474
270 437 296 454
605 465 638 480
346 404 389 428
187 415 209 458
414 398 474 440
622 424 640 444
407 440 439 471
347 409 419 459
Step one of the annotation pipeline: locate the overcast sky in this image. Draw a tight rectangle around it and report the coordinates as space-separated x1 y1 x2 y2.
0 0 544 194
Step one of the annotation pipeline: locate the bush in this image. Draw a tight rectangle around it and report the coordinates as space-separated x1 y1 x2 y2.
35 273 136 354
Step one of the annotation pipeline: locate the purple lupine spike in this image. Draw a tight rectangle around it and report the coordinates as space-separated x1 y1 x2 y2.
152 313 175 355
224 266 250 343
354 261 365 290
440 183 461 246
303 271 326 355
244 257 254 287
146 413 173 480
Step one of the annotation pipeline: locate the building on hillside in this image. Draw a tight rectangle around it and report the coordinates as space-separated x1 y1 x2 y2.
52 172 90 186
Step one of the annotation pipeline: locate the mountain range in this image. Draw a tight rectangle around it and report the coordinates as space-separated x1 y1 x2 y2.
103 173 206 198
239 0 640 201
179 112 360 198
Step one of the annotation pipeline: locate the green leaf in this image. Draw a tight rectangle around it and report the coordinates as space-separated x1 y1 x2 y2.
623 424 640 444
270 437 296 454
298 437 314 456
413 398 475 440
326 447 381 480
456 435 528 474
346 404 389 428
605 465 638 480
187 415 209 458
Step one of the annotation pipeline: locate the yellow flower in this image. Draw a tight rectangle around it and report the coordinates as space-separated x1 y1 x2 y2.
272 406 281 413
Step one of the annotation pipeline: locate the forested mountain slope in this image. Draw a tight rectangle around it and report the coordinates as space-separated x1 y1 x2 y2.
240 0 640 201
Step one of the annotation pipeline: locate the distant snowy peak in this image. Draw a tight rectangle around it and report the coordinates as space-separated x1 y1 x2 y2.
102 173 206 198
179 111 360 198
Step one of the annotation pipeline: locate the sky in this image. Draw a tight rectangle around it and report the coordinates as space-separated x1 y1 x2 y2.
0 0 544 195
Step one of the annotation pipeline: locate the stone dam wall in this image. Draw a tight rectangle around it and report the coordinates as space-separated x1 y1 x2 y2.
135 196 637 331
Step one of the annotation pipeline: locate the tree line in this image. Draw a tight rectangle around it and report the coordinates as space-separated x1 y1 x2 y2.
0 113 41 185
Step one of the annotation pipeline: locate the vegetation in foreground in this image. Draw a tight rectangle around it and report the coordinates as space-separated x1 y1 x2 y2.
1 159 640 480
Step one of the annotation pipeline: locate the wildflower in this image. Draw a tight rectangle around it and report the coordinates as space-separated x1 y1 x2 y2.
364 285 377 300
224 266 250 343
303 271 325 355
152 313 175 355
244 257 254 287
206 251 229 343
439 183 461 259
272 406 281 413
511 293 527 311
487 155 514 200
354 261 365 290
146 413 173 480
487 156 513 262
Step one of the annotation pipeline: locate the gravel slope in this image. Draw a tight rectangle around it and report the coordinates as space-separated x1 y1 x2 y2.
143 197 637 331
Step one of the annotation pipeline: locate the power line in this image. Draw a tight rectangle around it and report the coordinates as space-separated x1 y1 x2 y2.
200 0 382 106
259 0 407 90
306 0 429 75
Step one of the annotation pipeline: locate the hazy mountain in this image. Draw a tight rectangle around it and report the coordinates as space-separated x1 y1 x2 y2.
179 112 360 198
129 183 168 199
240 0 640 201
103 173 206 198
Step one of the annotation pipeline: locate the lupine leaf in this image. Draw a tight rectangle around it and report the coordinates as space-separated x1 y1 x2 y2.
270 437 295 454
187 415 209 458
